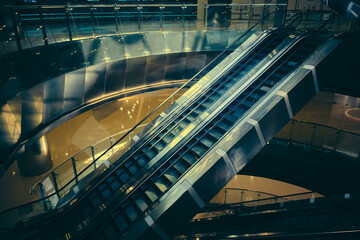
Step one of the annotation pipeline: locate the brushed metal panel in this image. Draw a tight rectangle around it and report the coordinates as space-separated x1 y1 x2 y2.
63 68 86 112
0 94 22 157
43 75 65 122
105 60 127 95
206 30 229 50
21 84 44 138
145 54 166 84
185 52 206 79
123 34 148 59
164 53 186 81
145 32 167 55
125 57 146 89
192 157 235 204
84 63 106 103
165 32 185 53
101 36 126 61
185 31 207 52
81 38 106 66
257 97 290 143
287 71 316 114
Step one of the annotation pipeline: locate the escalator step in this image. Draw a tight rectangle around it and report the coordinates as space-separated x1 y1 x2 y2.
199 138 214 149
154 181 168 193
208 129 223 140
191 145 207 157
173 161 188 174
81 204 93 218
182 152 197 165
134 196 148 212
128 163 139 175
114 214 129 232
164 171 178 184
124 204 139 222
137 157 147 167
145 188 159 202
146 148 157 159
110 179 121 191
103 221 118 240
119 171 130 183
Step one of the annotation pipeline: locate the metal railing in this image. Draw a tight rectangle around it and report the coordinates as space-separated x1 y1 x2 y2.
0 2 346 57
29 123 148 200
0 2 288 55
191 191 354 222
214 188 289 206
275 119 360 159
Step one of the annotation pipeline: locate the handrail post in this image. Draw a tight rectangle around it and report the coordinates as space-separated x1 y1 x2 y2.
159 5 164 32
240 190 244 206
10 8 22 51
90 7 96 38
65 7 73 41
289 120 295 143
38 7 48 46
203 4 208 31
72 157 78 184
114 6 119 35
224 189 227 205
110 136 114 155
333 130 341 152
137 6 142 32
51 172 60 199
181 6 185 32
310 124 317 148
38 182 48 211
91 146 96 170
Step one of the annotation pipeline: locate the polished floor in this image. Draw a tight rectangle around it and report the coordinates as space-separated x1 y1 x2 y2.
0 90 359 212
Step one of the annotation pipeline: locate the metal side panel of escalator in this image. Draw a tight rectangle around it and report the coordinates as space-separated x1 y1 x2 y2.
103 35 340 240
37 30 298 240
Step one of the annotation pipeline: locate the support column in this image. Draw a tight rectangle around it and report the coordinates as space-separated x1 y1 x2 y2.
17 135 52 177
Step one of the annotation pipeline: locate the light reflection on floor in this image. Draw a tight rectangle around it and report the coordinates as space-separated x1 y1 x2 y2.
0 88 185 211
0 90 358 212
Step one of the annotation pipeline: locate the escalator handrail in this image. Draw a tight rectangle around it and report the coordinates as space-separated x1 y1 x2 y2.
0 9 303 227
76 34 311 239
53 10 303 212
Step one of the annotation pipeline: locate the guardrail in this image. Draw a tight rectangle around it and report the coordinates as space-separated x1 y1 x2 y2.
276 119 360 159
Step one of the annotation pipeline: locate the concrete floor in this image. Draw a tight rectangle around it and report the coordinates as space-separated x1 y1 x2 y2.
0 90 359 212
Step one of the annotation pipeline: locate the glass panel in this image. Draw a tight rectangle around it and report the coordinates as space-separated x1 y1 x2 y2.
117 6 139 33
312 125 338 151
53 160 76 198
42 8 70 44
68 7 93 40
335 131 360 158
275 122 292 140
18 9 44 49
207 5 231 31
140 6 161 32
290 121 315 145
74 147 94 175
163 6 183 32
183 5 198 31
0 11 18 55
93 7 117 37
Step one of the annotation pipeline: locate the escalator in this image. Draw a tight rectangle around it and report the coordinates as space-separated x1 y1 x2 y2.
81 34 332 240
36 29 296 240
2 11 341 240
24 29 339 239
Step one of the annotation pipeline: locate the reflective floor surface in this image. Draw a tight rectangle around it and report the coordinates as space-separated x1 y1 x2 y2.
0 90 359 212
